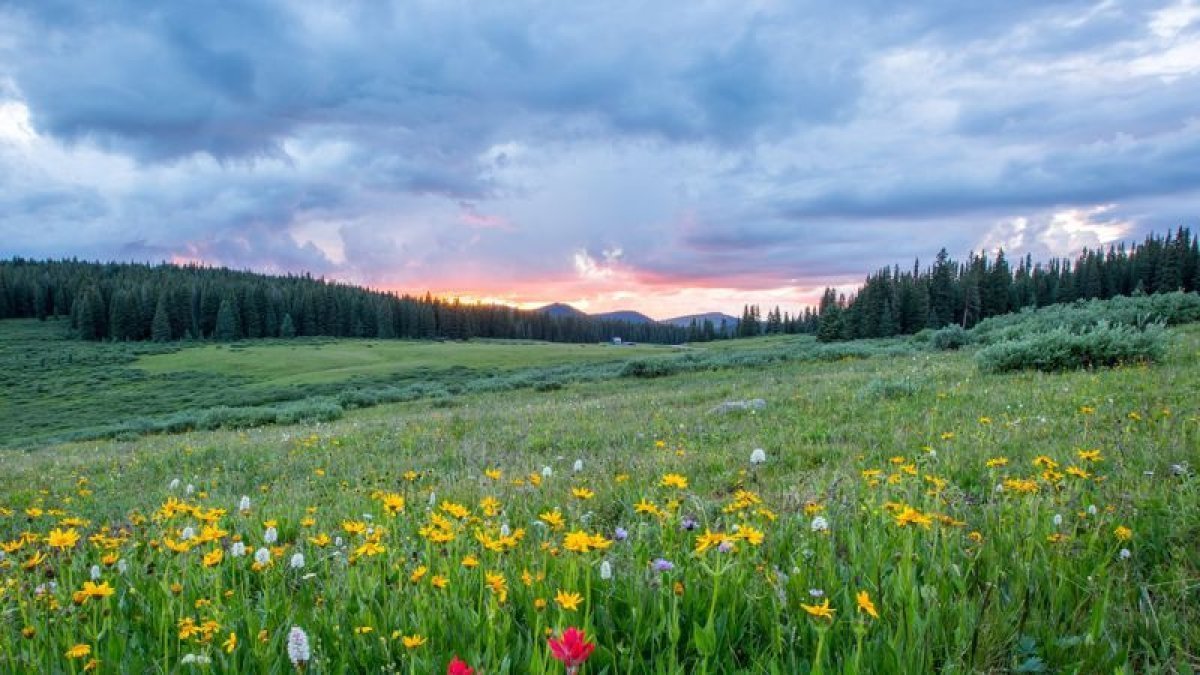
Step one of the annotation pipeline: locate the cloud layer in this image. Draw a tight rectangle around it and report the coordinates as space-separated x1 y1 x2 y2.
2 1 1198 317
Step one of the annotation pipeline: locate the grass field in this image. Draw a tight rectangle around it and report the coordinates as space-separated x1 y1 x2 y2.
136 338 671 387
0 319 678 447
1 321 1197 672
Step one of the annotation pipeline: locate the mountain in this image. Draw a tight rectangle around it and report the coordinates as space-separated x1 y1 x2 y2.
662 312 740 328
593 310 654 324
534 303 588 318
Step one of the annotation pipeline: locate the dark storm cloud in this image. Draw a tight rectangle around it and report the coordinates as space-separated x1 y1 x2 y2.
0 0 1197 302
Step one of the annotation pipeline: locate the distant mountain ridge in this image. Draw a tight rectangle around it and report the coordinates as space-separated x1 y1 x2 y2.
534 304 738 328
662 312 740 328
594 310 655 324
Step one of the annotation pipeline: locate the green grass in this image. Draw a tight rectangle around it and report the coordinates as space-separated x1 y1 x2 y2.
136 337 672 387
1 324 1197 672
0 319 681 447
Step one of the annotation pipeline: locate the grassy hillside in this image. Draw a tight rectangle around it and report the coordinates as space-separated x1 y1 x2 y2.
1 323 1197 672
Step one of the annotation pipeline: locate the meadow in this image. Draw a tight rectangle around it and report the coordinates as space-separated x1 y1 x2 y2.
0 319 673 447
1 310 1198 672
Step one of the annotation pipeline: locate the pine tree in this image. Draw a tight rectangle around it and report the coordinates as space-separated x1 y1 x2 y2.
280 313 297 338
215 296 240 341
151 293 172 342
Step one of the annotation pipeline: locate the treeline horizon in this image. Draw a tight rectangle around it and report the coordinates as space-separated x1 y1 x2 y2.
0 260 691 344
813 226 1200 341
1 226 1196 345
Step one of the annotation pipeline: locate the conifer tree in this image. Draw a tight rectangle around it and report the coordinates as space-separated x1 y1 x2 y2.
151 293 172 342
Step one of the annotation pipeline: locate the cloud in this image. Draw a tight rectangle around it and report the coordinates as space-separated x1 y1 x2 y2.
1 1 1198 318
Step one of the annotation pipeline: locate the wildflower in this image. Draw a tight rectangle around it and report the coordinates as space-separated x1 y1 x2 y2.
737 524 765 545
540 510 565 530
893 506 933 529
170 478 181 490
1119 548 1132 560
1066 465 1091 479
448 656 475 675
410 565 429 583
680 516 698 531
801 598 835 620
1114 526 1133 541
47 527 80 550
203 548 223 567
556 589 583 611
810 516 829 533
548 627 596 673
264 527 278 544
254 548 272 568
223 632 237 653
651 558 674 572
462 554 480 568
856 590 879 619
1077 449 1103 463
72 580 115 605
485 571 508 603
717 540 736 553
694 529 733 553
808 588 824 598
750 448 767 465
229 542 246 557
287 627 312 666
1087 505 1098 516
431 575 449 589
403 629 427 648
90 564 101 580
289 553 305 569
599 560 612 580
660 473 688 489
180 654 212 665
66 644 92 659
352 541 385 560
613 527 628 541
634 499 661 517
985 457 1008 468
573 459 584 472
572 487 595 500
1053 514 1063 527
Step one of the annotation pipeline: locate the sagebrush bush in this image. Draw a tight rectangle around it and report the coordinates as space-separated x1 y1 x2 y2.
975 321 1166 373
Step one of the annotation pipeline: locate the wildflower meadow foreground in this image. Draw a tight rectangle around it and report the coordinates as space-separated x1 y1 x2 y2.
1 334 1198 673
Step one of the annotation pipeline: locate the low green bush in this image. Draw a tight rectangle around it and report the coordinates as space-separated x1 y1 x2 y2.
930 324 970 350
975 321 1166 373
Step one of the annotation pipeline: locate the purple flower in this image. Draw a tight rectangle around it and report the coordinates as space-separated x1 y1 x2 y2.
680 517 698 531
613 527 629 541
718 540 735 553
651 558 674 572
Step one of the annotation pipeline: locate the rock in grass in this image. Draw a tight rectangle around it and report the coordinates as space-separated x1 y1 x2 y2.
709 399 766 414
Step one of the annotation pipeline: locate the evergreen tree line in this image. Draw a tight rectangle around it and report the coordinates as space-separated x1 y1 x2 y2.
816 227 1200 341
0 260 690 344
730 304 820 338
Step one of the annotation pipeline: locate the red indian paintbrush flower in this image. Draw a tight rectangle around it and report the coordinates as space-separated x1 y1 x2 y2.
447 656 474 675
548 626 595 673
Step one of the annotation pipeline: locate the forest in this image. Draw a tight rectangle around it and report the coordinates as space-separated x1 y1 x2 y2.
1 227 1196 344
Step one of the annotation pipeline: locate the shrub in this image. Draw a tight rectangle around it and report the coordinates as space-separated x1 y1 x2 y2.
971 292 1200 345
975 322 1166 373
930 324 971 350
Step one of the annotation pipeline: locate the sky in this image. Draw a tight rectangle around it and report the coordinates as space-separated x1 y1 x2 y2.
1 1 1199 319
